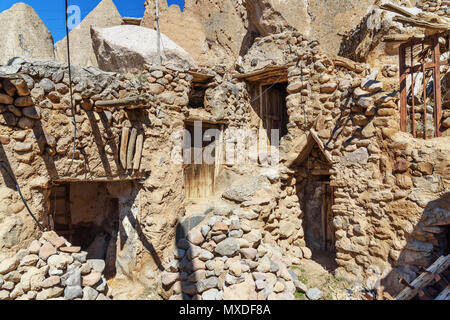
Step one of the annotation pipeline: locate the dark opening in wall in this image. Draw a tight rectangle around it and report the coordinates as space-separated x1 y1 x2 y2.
188 86 206 109
49 182 120 279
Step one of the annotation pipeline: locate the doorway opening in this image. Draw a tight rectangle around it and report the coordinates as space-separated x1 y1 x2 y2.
183 122 221 199
293 135 337 270
49 182 121 279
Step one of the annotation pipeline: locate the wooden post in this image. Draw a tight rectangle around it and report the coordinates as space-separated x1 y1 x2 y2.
410 44 416 138
127 128 138 170
399 44 407 132
120 127 130 170
395 255 450 300
432 35 442 137
133 134 144 171
422 41 427 139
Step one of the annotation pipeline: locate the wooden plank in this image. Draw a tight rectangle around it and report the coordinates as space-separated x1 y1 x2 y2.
435 286 450 300
432 36 442 137
422 42 428 139
395 255 450 300
410 44 416 138
133 134 144 171
311 169 332 175
127 128 137 170
120 127 130 170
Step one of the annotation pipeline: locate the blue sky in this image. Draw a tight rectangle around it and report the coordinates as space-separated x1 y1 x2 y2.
0 0 185 42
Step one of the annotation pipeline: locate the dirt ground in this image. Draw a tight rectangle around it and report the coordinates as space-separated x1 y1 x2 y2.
291 250 367 300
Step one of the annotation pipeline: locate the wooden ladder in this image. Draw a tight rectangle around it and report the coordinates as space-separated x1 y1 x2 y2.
50 184 73 243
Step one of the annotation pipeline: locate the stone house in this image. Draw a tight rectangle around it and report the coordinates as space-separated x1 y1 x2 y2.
0 26 449 299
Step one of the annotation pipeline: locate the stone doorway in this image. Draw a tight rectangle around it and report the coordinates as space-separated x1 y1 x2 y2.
49 182 121 279
292 136 337 270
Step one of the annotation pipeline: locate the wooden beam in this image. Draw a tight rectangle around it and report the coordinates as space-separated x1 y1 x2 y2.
120 127 130 170
395 255 450 300
399 44 408 132
432 36 443 137
133 134 144 171
435 286 450 300
95 96 147 108
127 128 138 170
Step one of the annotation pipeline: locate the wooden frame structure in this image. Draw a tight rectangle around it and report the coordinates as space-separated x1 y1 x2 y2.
399 31 450 138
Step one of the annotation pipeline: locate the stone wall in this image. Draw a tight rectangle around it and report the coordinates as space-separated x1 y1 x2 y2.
1 26 449 300
229 30 450 295
0 57 194 289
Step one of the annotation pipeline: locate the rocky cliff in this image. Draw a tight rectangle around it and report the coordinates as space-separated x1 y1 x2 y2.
0 3 55 65
140 0 413 69
54 0 123 67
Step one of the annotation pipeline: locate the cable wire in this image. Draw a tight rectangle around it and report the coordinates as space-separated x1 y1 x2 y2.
60 0 77 178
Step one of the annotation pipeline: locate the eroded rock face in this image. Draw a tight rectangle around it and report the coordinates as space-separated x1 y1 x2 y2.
0 3 55 65
141 0 248 69
140 0 411 69
54 0 123 67
91 25 198 73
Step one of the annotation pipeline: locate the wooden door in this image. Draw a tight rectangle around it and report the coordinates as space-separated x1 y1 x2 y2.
261 82 288 145
184 123 217 199
321 182 335 252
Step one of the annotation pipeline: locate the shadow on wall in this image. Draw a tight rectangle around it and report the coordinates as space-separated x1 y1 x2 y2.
0 142 17 190
161 213 210 300
382 192 450 297
110 182 164 280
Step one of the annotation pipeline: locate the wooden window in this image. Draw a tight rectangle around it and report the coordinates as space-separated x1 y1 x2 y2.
258 82 289 146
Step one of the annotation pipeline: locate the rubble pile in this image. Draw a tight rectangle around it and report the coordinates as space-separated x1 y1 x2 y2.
0 231 112 300
161 212 308 300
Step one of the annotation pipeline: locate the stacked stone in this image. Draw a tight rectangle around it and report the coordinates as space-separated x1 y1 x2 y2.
239 30 306 73
0 75 40 131
418 0 450 15
0 231 112 300
160 212 308 300
144 63 192 112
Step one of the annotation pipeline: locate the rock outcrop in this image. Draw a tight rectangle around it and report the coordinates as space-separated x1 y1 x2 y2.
91 25 198 73
54 0 123 67
141 0 248 69
0 3 55 65
140 0 412 69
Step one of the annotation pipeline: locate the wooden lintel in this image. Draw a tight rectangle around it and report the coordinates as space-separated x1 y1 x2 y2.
311 169 332 176
185 118 229 125
234 64 291 83
310 129 333 164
